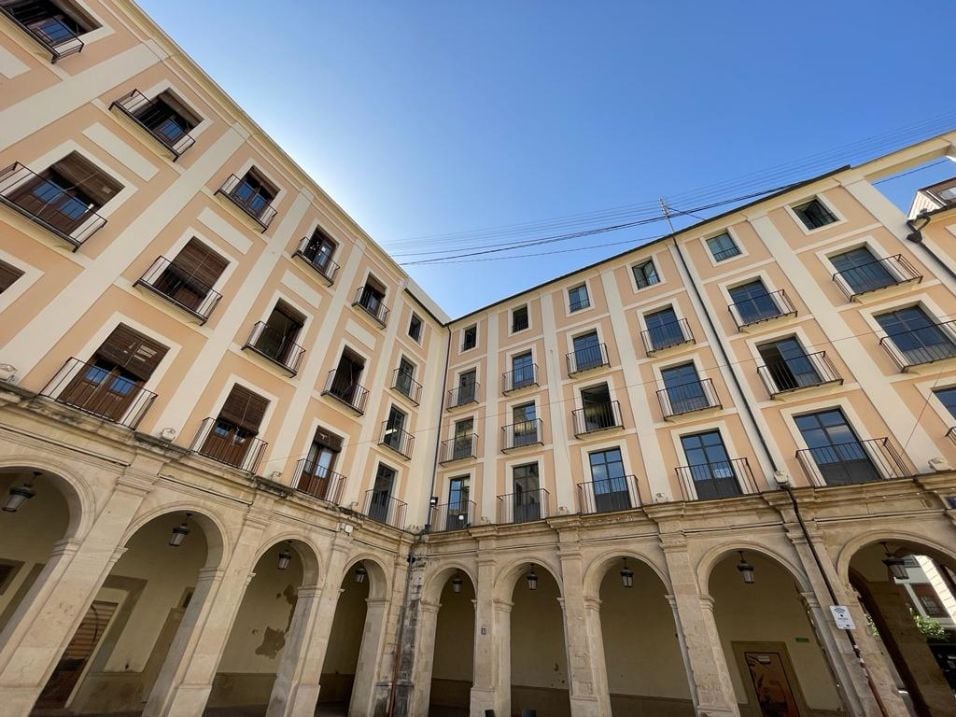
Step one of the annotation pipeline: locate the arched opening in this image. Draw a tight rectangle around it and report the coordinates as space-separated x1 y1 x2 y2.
429 569 475 716
708 550 844 716
597 556 692 715
510 562 570 717
848 539 956 716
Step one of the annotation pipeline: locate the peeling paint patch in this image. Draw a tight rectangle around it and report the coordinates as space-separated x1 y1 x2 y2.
255 626 286 658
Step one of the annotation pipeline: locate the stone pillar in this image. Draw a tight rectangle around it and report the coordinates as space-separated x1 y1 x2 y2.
406 599 441 717
348 598 390 717
491 599 512 717
469 554 499 716
264 585 323 717
582 597 612 717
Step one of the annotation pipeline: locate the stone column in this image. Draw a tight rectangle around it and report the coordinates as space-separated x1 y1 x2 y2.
556 542 604 717
264 585 323 717
406 599 441 717
348 598 390 717
469 554 499 716
491 599 512 717
582 597 612 717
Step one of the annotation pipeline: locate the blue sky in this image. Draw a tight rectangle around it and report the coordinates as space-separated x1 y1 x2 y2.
139 0 956 317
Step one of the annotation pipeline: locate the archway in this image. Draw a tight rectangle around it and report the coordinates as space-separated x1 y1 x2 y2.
848 539 956 716
596 555 692 715
428 568 475 716
708 549 844 716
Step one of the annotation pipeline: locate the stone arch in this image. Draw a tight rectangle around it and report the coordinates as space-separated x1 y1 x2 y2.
583 548 671 600
0 458 95 540
697 539 812 596
494 555 563 602
342 554 391 601
119 501 230 570
422 560 477 604
252 532 323 587
835 526 956 584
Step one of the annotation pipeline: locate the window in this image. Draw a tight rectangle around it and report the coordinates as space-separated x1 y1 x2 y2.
588 448 630 512
729 279 782 326
462 324 477 351
251 301 304 368
578 383 618 433
644 307 686 351
452 418 474 460
706 232 741 262
201 384 268 468
830 246 897 296
456 369 477 405
632 259 659 289
935 387 956 421
121 90 199 155
408 313 423 342
511 402 539 446
446 476 470 530
511 351 535 390
368 463 396 523
571 331 605 372
327 349 366 410
228 169 276 220
757 337 823 392
0 260 24 294
793 198 837 230
876 306 956 367
356 276 387 324
300 427 343 501
680 431 741 500
395 357 416 399
149 238 226 318
795 409 880 485
382 406 408 453
0 0 97 58
512 462 541 523
660 362 709 415
568 284 590 312
913 584 947 618
511 305 529 332
299 228 337 275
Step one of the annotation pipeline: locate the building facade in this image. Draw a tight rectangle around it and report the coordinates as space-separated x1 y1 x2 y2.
1 2 956 716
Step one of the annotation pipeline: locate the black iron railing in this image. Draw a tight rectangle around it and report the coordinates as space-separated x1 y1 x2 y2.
135 256 222 323
676 457 756 501
379 423 414 459
566 342 609 376
948 427 956 445
578 474 639 514
392 368 422 405
572 401 623 437
757 351 842 398
352 286 390 327
243 322 305 375
322 370 369 414
293 236 339 284
729 289 796 329
641 318 694 355
363 490 407 529
502 419 543 451
497 488 550 524
216 174 277 230
447 382 479 410
879 320 956 370
439 434 478 463
657 379 720 419
430 500 475 532
191 417 267 473
292 459 346 504
0 162 108 249
110 90 196 159
796 438 910 487
502 364 538 393
41 358 156 429
0 5 85 61
712 245 741 262
832 254 921 301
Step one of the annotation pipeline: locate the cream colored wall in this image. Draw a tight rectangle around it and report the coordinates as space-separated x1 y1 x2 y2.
431 578 475 683
510 570 568 690
321 571 369 677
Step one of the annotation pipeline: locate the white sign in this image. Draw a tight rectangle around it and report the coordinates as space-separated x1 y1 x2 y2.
830 605 856 630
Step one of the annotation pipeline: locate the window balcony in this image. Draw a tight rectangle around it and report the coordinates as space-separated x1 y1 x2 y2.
363 490 406 529
429 500 475 532
566 343 610 376
136 256 222 323
497 488 550 524
729 289 797 330
578 474 640 514
242 322 305 375
948 427 956 445
438 434 478 464
110 90 196 160
572 400 623 437
392 368 422 405
40 357 156 429
321 370 369 414
676 457 756 501
796 438 910 487
502 364 539 394
832 254 921 301
291 459 346 504
447 383 479 410
501 419 543 451
879 320 956 371
0 162 107 249
352 286 390 327
757 351 842 398
641 318 695 355
657 379 721 420
293 235 339 284
190 417 267 473
216 174 277 231
379 423 414 459
0 4 85 62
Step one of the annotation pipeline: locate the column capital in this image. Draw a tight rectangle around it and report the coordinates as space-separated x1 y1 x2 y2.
800 591 821 610
583 596 602 611
421 599 441 614
699 594 716 612
492 598 513 613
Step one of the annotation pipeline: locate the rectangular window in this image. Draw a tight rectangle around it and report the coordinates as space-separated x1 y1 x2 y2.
457 369 477 404
201 384 269 468
588 447 630 512
571 331 604 372
357 276 387 317
0 260 24 294
300 228 337 273
253 301 304 366
632 259 659 289
1 0 97 57
706 232 741 262
151 238 227 315
644 307 685 350
913 584 947 617
793 198 837 230
757 337 822 392
462 324 477 351
329 349 365 406
876 306 956 366
453 418 474 460
131 91 199 151
795 409 880 485
661 362 709 414
229 168 276 220
935 387 956 420
568 284 590 312
830 246 896 295
395 357 416 399
511 351 535 390
512 402 538 446
512 462 541 523
680 431 741 499
408 313 423 342
728 279 780 325
368 463 396 523
300 427 343 500
383 406 407 452
511 305 529 332
579 383 616 433
446 476 470 530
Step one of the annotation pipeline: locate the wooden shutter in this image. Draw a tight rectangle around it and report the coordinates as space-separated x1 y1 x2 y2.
172 238 227 289
313 427 343 452
219 385 268 433
0 261 23 294
52 152 123 207
94 324 168 381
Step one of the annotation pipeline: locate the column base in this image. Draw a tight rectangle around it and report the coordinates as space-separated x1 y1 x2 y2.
695 703 740 717
272 683 321 717
144 683 212 717
569 693 604 717
0 687 42 717
469 685 498 716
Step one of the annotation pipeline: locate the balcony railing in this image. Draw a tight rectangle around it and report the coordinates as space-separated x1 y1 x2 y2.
439 434 478 463
497 488 550 524
879 320 956 370
641 318 695 355
502 419 543 451
578 474 640 514
430 500 475 532
352 286 390 327
293 236 339 284
572 401 623 437
40 358 156 429
191 417 267 473
676 457 756 501
110 90 196 159
243 322 305 375
392 368 422 405
322 370 369 414
712 245 741 262
502 364 539 394
757 351 842 398
135 257 222 323
447 383 479 410
0 163 107 249
948 427 956 445
363 490 406 529
657 379 721 419
292 459 346 504
215 175 277 230
796 438 911 487
0 6 84 61
729 289 797 330
832 254 921 301
379 423 414 459
567 343 610 376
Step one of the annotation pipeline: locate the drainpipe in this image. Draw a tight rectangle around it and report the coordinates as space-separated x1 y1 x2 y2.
424 326 453 529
